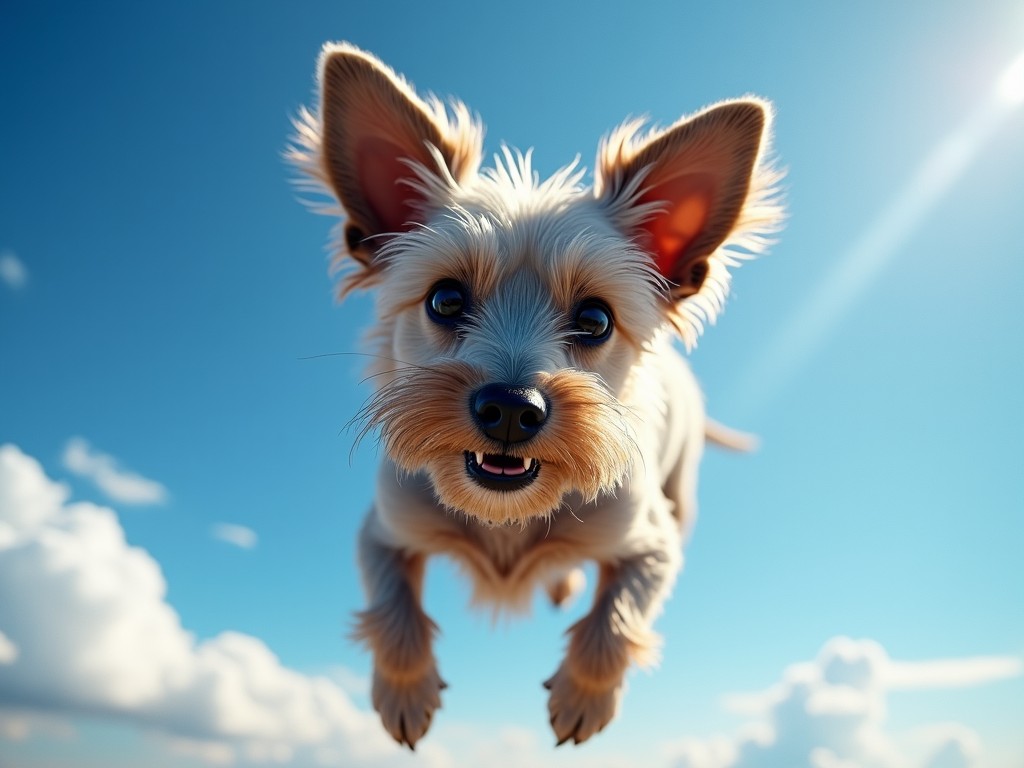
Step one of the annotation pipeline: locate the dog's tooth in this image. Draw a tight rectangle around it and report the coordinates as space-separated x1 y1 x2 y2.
524 458 534 470
474 452 484 466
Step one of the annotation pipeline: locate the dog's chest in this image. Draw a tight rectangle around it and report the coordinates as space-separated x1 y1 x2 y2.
450 494 636 593
465 520 552 576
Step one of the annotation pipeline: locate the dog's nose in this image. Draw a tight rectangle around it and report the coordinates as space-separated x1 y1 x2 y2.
471 384 548 444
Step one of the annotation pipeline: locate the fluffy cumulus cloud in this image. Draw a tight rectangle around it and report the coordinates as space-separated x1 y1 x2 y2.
0 249 28 289
62 437 169 505
423 723 639 768
0 443 1019 768
914 725 982 768
0 443 433 767
665 637 1021 768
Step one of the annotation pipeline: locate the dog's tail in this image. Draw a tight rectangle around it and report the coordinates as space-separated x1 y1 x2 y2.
705 419 759 452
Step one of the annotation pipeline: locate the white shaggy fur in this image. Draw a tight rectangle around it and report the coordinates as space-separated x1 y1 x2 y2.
290 42 784 748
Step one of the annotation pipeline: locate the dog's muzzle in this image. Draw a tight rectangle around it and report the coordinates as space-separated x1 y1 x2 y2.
466 384 547 491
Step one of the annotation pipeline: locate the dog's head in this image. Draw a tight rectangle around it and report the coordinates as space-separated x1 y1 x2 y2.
290 43 783 525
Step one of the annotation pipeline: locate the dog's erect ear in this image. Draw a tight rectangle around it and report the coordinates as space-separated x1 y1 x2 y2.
290 43 483 282
596 100 783 341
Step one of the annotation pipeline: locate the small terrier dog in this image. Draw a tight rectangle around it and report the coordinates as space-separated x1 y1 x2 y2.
290 43 783 748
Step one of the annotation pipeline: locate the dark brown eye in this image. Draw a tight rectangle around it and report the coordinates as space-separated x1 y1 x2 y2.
426 280 467 324
573 300 613 344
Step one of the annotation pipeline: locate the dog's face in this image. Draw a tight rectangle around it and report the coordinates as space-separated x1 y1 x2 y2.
290 44 782 525
362 179 661 525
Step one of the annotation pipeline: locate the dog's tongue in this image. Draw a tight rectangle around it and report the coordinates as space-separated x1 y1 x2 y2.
480 453 527 476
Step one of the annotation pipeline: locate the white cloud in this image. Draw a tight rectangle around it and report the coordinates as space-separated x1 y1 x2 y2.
659 735 740 768
62 437 168 505
426 722 639 768
668 637 1021 768
0 249 28 289
2 444 1020 768
0 630 18 664
915 724 982 768
885 657 1023 691
212 523 258 550
0 443 430 766
0 708 75 743
330 666 370 699
0 713 32 742
165 736 237 766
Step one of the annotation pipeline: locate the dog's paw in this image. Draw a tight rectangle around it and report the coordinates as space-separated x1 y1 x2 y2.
543 662 623 746
370 662 446 750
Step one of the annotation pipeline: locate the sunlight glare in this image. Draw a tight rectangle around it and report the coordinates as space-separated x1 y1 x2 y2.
731 50 1024 417
995 50 1024 106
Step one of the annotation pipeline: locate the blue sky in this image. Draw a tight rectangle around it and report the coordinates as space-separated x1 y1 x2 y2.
1 1 1023 767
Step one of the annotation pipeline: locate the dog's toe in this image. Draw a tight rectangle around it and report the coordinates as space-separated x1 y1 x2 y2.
398 713 409 749
545 663 622 746
371 663 445 749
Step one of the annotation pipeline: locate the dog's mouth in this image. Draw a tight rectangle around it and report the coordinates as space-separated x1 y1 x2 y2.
464 451 540 491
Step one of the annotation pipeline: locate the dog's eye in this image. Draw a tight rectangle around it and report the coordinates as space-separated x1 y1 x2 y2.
426 280 468 324
573 300 613 344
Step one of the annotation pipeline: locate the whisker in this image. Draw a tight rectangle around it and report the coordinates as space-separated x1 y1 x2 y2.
297 351 362 361
299 350 433 372
357 363 429 388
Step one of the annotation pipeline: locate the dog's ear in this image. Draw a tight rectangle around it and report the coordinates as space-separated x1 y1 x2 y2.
292 43 483 280
596 100 783 339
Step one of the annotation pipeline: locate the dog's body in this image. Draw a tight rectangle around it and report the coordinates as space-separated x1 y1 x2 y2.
291 43 783 748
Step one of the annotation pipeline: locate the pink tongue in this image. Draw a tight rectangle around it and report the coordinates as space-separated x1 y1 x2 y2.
482 459 525 476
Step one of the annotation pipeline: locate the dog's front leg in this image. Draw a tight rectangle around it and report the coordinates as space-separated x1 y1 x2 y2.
545 543 681 745
352 507 444 749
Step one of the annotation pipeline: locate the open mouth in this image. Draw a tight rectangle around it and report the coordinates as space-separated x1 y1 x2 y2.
465 451 540 491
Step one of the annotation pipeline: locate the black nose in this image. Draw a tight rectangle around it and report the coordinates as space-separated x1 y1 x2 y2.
471 384 548 443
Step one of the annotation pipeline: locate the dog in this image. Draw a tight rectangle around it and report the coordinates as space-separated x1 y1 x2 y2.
289 42 783 748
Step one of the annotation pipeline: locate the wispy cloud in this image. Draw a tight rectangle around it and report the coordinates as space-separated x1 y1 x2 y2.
0 630 18 665
0 250 28 290
62 437 168 505
211 523 258 550
886 656 1023 690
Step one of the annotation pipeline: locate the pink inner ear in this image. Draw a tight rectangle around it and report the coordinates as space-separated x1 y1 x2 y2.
355 136 425 234
640 173 715 278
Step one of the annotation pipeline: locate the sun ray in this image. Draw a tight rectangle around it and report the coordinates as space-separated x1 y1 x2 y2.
732 50 1024 416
